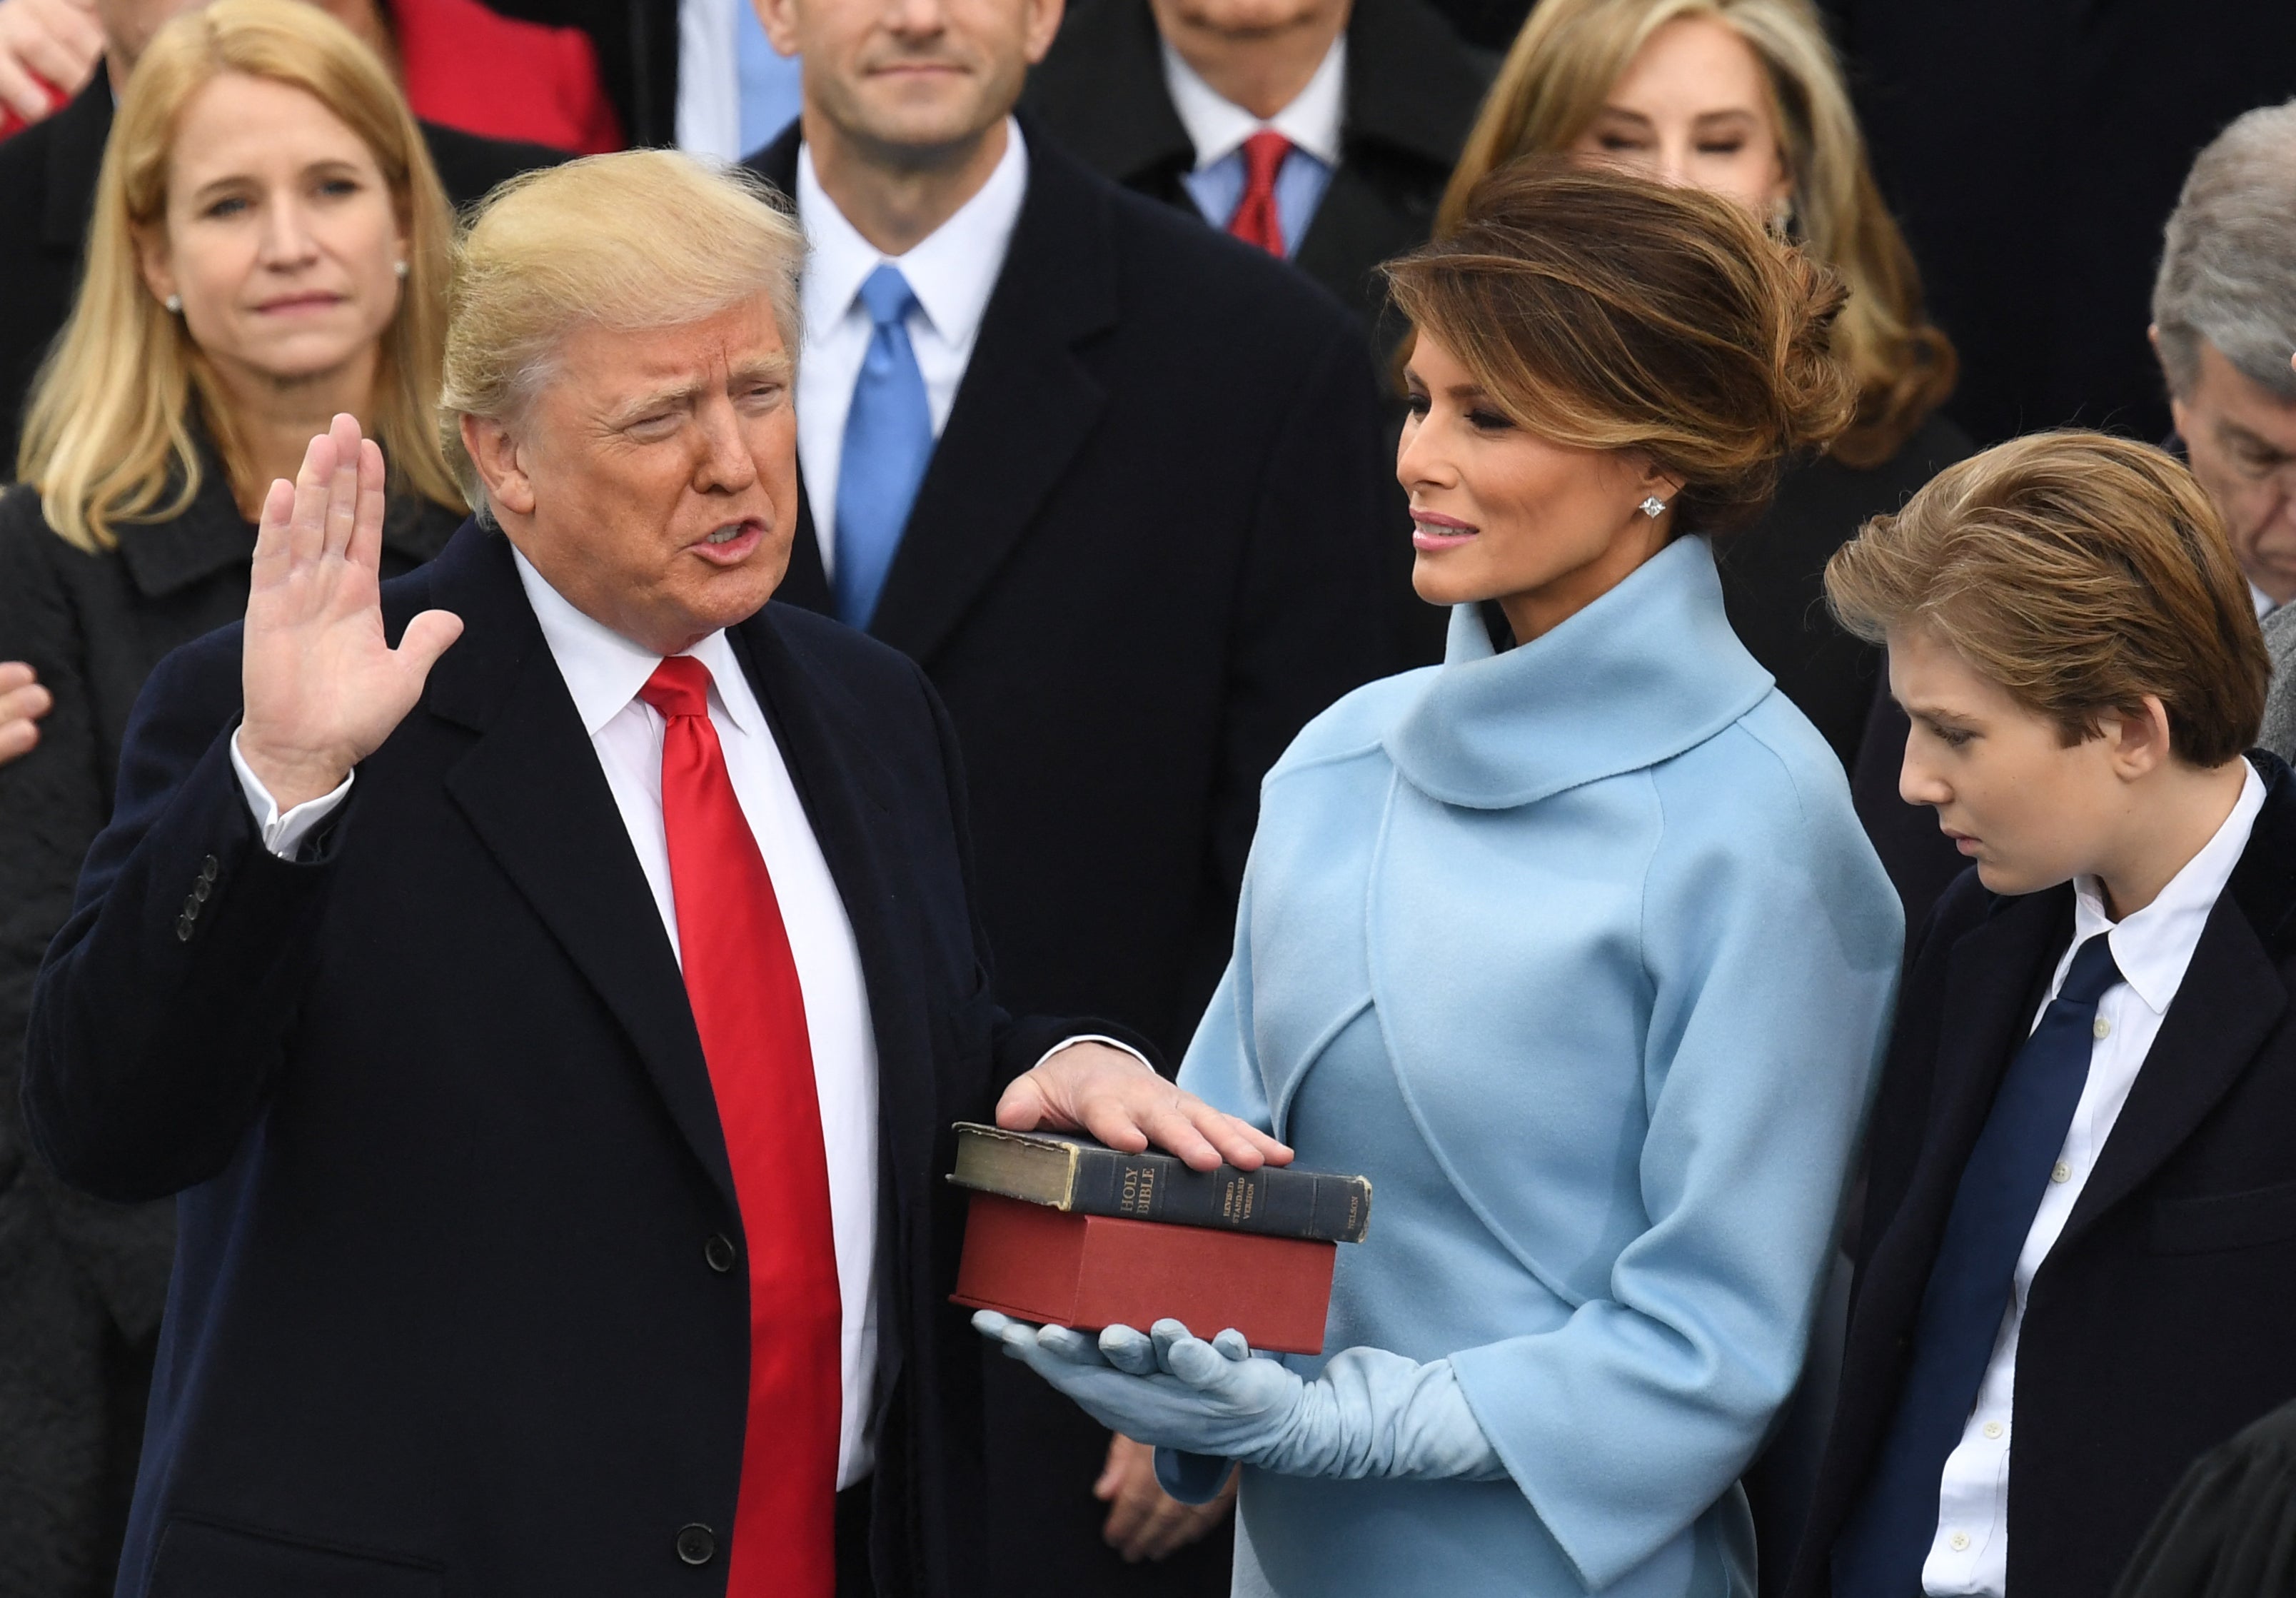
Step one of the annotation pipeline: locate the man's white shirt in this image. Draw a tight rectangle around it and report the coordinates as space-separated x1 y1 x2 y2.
792 117 1029 577
1921 761 2266 1594
1161 32 1345 173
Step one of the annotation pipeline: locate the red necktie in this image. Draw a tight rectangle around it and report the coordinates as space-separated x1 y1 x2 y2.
640 658 841 1598
1228 130 1292 257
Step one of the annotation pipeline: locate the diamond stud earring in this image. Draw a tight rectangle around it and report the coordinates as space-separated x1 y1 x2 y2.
1640 496 1667 518
164 293 182 313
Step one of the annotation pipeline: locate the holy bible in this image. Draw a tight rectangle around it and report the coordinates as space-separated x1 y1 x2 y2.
946 1122 1372 1243
948 1128 1371 1356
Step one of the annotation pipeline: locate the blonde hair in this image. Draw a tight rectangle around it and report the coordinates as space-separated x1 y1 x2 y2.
1444 0 1955 468
440 151 807 516
16 0 459 553
1391 160 1852 536
1825 432 2267 765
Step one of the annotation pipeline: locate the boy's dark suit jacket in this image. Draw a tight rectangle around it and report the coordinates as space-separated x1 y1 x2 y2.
20 523 1142 1597
1788 753 2296 1598
742 122 1391 1594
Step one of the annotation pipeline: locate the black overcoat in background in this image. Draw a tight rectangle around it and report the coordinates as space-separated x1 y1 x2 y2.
744 121 1394 1598
1022 0 1486 342
745 121 1391 1067
21 523 1127 1597
1788 753 2296 1598
1818 0 2296 450
2114 1395 2296 1598
0 81 564 471
1717 412 1971 775
0 467 456 1598
1022 0 1484 669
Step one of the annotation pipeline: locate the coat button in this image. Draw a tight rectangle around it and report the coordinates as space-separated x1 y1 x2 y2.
675 1524 715 1565
193 878 211 903
704 1235 737 1273
181 895 200 920
199 855 219 882
176 917 194 943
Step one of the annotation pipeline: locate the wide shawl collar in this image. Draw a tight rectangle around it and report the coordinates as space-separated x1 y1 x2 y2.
1323 535 1780 1297
1385 533 1774 809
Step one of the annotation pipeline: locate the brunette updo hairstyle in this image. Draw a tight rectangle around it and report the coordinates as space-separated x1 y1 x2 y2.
1386 159 1855 536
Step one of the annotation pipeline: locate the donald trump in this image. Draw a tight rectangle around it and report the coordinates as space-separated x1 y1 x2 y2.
21 152 1275 1597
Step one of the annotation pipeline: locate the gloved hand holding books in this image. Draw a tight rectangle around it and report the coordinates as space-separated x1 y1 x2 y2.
973 1312 1507 1492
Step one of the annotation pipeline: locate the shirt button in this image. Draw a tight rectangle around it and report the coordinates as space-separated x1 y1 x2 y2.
704 1235 737 1273
1950 1532 1970 1552
675 1524 716 1566
2093 1015 2113 1040
2052 1161 2073 1184
1983 1421 2004 1439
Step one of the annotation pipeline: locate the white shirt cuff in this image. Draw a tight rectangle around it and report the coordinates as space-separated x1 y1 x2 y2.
229 729 353 859
1028 1033 1155 1077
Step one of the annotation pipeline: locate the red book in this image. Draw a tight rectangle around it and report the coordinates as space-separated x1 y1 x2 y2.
952 1191 1336 1355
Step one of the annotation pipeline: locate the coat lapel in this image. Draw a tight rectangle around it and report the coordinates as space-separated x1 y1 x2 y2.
727 607 934 1422
418 529 739 1215
725 609 932 1228
2060 756 2296 1242
863 135 1115 663
745 127 1117 663
1863 891 2071 1317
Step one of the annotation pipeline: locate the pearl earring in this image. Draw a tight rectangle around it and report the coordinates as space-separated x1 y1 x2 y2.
393 260 408 280
1640 496 1668 518
164 293 181 313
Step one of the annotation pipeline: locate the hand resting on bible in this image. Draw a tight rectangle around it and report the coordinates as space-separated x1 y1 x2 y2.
1000 1041 1291 1172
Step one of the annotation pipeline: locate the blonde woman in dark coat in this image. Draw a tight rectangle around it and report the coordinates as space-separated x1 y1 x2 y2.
0 5 460 1591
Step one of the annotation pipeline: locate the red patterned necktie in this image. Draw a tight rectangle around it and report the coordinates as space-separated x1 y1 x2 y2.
1228 129 1293 257
639 657 841 1597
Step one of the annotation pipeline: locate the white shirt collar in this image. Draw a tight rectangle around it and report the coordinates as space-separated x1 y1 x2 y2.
795 118 1029 356
1159 32 1346 171
2069 761 2266 1015
2250 578 2277 620
510 543 760 738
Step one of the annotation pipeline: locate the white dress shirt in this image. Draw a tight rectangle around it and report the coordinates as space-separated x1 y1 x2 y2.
792 118 1029 576
1162 34 1344 256
230 551 885 1489
1922 761 2267 1594
2250 578 2277 620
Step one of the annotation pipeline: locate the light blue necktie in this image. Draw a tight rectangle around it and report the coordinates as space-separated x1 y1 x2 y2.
834 265 932 630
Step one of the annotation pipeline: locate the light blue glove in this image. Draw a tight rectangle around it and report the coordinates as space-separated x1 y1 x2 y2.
973 1312 1506 1487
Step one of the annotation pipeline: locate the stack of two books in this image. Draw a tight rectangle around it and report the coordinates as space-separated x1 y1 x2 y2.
946 1123 1372 1355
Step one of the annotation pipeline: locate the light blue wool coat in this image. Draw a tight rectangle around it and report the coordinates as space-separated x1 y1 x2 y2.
1174 535 1903 1596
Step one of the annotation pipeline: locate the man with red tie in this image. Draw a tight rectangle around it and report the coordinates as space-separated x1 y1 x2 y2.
18 150 1279 1597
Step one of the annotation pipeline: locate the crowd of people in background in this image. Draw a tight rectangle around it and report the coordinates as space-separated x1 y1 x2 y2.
2 0 2295 1595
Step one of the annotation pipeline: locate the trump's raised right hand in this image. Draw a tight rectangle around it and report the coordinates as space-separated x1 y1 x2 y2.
237 415 462 810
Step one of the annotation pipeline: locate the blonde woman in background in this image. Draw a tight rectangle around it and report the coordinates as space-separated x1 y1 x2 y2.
1448 0 1965 780
0 4 458 1591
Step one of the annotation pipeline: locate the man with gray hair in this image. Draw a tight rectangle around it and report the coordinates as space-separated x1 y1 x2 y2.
17 149 1279 1598
2151 99 2296 758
